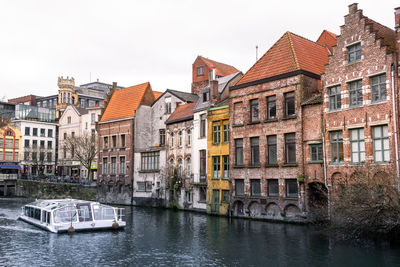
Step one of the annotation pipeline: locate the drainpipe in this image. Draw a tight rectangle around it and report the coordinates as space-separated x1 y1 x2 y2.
321 113 330 220
391 64 400 190
131 118 135 205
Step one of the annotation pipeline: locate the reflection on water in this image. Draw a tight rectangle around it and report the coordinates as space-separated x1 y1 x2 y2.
1 198 400 266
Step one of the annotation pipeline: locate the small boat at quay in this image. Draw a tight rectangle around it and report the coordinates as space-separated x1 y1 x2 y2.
18 199 125 233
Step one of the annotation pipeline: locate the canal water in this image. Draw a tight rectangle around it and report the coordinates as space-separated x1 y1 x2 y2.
1 199 400 266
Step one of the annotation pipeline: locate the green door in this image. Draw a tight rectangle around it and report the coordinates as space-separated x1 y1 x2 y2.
211 190 220 213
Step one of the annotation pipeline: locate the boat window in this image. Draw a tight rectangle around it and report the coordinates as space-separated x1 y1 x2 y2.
77 204 93 222
53 206 77 223
34 208 41 220
41 211 46 223
47 212 51 224
93 204 115 221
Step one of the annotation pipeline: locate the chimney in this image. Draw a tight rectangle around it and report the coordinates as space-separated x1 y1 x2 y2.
348 3 358 15
395 7 400 30
112 82 117 91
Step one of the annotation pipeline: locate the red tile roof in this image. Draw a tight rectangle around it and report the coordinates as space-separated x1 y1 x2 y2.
199 56 239 77
316 30 337 54
166 102 196 125
236 32 330 86
100 82 152 122
153 91 163 101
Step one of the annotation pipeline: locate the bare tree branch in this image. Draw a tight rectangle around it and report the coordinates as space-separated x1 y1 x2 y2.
63 132 97 180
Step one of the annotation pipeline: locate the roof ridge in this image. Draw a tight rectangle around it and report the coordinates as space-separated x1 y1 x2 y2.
323 30 337 38
236 32 289 85
287 32 300 70
289 31 327 48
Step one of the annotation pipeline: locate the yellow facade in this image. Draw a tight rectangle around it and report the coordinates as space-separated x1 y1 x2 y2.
206 105 230 215
0 126 22 162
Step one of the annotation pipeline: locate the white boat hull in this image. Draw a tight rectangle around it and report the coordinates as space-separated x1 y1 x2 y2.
18 199 126 233
19 215 126 233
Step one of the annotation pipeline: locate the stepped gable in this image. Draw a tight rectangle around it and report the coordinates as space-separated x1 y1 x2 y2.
365 18 397 53
236 31 330 86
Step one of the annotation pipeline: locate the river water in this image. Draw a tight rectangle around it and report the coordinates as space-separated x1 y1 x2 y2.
1 198 400 266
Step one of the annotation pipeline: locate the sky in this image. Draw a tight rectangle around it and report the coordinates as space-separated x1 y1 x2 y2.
0 0 399 99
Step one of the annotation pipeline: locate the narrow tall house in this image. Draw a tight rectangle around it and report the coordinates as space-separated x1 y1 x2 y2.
97 82 156 205
206 71 242 216
192 56 241 212
322 4 400 191
229 31 331 221
165 102 197 209
133 89 197 207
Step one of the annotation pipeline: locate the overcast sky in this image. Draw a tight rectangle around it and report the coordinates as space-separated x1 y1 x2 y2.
1 0 399 99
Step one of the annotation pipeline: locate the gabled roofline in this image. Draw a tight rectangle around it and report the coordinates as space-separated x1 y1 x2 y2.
230 70 321 91
219 72 243 94
165 115 194 125
59 105 81 122
150 89 195 107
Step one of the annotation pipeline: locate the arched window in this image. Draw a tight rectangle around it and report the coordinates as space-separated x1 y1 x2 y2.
187 129 191 146
178 131 183 147
178 158 183 178
186 157 191 178
170 132 174 147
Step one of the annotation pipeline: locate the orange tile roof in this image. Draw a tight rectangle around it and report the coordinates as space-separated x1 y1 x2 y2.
316 30 337 53
100 82 152 122
153 91 163 101
199 56 239 77
236 32 330 86
166 102 196 125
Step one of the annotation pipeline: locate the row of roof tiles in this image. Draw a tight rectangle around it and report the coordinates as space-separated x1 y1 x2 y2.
100 7 398 125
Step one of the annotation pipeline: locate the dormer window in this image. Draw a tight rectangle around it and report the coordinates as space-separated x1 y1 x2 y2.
347 43 361 63
202 92 209 102
197 66 204 76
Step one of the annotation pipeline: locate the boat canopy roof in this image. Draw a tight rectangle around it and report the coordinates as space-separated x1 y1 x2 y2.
26 199 100 211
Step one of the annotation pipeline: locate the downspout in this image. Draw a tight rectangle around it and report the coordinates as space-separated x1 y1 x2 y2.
321 113 330 220
131 117 135 205
391 64 400 190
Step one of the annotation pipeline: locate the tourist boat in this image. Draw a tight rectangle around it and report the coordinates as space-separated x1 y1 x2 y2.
18 199 126 233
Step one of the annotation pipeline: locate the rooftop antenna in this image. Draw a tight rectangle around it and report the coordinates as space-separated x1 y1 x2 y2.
256 45 259 61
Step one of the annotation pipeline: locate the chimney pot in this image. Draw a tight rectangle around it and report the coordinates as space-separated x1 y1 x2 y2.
395 7 400 29
349 3 358 15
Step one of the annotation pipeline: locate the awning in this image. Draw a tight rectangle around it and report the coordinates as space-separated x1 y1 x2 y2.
0 165 21 170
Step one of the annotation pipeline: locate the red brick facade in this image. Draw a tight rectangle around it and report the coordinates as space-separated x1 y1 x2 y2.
191 56 239 95
8 95 37 106
322 4 399 191
97 119 134 204
229 74 322 221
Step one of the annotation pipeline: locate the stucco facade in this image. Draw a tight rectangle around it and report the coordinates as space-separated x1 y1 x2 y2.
133 90 197 206
206 105 230 215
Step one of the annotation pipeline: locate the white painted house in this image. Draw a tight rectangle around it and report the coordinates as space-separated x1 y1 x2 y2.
133 89 198 206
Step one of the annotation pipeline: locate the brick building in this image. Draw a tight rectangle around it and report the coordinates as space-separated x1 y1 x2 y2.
229 31 332 221
97 82 156 205
322 4 400 194
191 56 239 95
